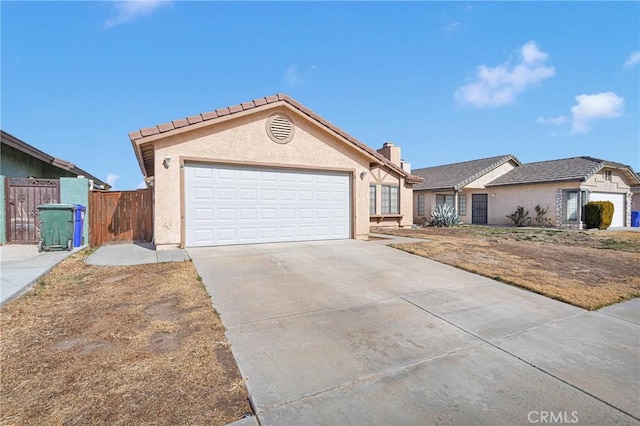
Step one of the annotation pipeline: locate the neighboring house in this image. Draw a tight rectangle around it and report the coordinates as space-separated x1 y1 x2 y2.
487 157 640 228
413 154 640 228
129 94 422 248
0 130 107 245
412 155 522 225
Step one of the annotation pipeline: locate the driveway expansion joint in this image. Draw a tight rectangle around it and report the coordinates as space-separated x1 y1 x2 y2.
401 296 640 422
253 341 485 415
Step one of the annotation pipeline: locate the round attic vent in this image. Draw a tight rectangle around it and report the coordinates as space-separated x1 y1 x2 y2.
266 114 295 144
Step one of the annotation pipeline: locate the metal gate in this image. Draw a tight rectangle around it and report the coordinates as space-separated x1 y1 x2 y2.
5 178 60 244
472 193 488 224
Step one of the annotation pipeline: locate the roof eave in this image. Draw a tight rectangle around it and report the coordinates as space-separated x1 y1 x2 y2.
129 95 413 180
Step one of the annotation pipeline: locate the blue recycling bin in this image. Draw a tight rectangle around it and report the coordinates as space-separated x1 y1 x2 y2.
73 204 86 247
631 211 640 228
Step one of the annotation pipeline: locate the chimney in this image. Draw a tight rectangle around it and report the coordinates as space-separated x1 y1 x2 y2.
377 142 401 167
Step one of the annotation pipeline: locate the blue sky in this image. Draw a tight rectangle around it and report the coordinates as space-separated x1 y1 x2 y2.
2 1 639 190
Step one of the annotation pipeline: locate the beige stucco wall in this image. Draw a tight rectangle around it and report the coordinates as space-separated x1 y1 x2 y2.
583 168 632 193
149 105 410 247
465 162 518 189
488 182 577 226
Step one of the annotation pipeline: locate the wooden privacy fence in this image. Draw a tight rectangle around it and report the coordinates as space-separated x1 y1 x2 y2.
89 189 153 247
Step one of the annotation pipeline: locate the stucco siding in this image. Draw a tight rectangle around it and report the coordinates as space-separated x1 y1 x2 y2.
489 182 576 226
60 177 90 245
465 162 517 189
152 107 379 246
583 169 632 193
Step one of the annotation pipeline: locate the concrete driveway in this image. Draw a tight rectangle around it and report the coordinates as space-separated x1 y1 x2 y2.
188 239 639 425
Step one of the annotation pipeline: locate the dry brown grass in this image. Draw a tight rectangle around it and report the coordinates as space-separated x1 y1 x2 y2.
1 251 252 425
375 226 640 310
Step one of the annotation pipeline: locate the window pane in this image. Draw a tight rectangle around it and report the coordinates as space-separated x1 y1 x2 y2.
458 194 466 215
418 194 425 216
369 185 376 215
566 191 578 221
381 186 390 214
390 186 399 214
437 194 454 207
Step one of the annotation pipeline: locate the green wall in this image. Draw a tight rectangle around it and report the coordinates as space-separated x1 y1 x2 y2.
0 144 77 179
0 176 5 244
60 177 90 246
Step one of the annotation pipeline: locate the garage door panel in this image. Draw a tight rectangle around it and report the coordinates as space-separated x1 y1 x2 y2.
185 164 351 246
589 193 625 227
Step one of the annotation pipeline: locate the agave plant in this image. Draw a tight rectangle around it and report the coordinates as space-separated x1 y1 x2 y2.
430 204 462 227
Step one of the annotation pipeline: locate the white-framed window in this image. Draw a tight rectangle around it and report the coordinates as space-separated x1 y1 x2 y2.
369 185 376 215
563 190 587 222
382 185 399 214
458 194 467 216
604 170 612 182
417 194 425 216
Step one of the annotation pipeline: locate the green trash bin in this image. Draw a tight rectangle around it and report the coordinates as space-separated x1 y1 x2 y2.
37 204 76 252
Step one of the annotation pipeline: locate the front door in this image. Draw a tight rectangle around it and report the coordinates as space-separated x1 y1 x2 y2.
472 194 488 224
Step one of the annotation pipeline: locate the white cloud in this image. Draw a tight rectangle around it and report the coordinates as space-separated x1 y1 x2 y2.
442 21 461 35
104 0 172 29
137 180 147 189
106 173 120 187
454 41 555 108
624 51 640 68
536 115 567 125
284 64 317 87
570 92 624 134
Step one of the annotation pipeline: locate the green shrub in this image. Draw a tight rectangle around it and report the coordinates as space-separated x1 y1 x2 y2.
585 201 614 230
430 204 461 227
506 206 531 227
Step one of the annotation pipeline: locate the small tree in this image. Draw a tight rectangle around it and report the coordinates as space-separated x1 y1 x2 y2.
506 206 531 227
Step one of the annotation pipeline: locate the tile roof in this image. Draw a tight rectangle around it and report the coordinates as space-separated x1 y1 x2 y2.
129 94 423 183
412 155 520 191
487 156 640 187
1 130 107 186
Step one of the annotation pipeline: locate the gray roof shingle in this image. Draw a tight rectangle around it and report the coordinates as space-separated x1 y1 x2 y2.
412 155 520 191
486 156 639 187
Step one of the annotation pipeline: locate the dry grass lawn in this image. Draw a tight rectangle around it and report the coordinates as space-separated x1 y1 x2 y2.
1 250 252 425
374 226 640 310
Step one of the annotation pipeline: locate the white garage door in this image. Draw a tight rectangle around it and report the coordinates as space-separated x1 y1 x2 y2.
589 192 625 227
184 163 351 247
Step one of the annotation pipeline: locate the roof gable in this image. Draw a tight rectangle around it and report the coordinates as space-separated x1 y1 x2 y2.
487 156 640 187
412 155 520 191
130 94 422 183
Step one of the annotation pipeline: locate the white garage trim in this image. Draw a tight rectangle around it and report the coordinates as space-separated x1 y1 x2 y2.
184 163 352 247
589 192 625 227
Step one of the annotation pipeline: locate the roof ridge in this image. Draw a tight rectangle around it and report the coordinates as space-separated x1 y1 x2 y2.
412 154 514 173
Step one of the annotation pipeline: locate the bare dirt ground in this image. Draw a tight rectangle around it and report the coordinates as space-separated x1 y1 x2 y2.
1 251 252 425
373 226 640 310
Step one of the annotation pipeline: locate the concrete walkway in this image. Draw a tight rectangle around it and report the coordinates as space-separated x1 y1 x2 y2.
188 239 639 425
0 244 81 306
84 242 190 266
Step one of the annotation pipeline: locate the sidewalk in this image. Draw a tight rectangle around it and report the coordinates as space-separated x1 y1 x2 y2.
0 245 81 306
